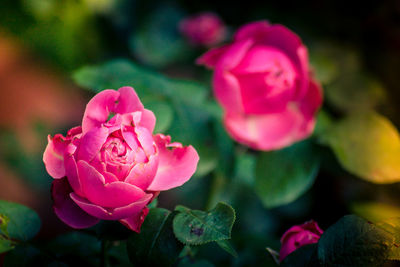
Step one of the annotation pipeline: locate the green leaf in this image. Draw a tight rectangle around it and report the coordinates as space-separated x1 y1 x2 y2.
127 208 183 266
321 111 400 183
376 218 400 261
129 4 189 67
326 74 386 113
72 59 208 106
216 239 238 258
318 215 392 267
0 200 41 242
140 100 173 133
0 236 14 253
173 202 236 246
255 140 320 208
351 202 400 223
281 244 320 267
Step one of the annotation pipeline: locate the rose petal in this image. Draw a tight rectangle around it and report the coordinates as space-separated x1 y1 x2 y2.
135 126 156 156
114 86 144 114
70 192 152 221
82 89 120 133
213 70 244 114
43 134 69 179
52 178 99 229
119 206 149 233
64 153 84 196
82 87 144 133
217 38 253 71
76 126 109 162
140 109 156 134
125 154 159 190
196 45 230 69
224 108 307 151
147 134 199 191
77 160 146 208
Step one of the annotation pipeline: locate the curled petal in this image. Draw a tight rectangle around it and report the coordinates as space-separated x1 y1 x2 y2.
64 153 84 196
70 192 152 221
196 45 230 69
216 38 253 71
82 87 144 133
147 134 199 191
77 160 146 208
125 154 159 190
76 126 109 162
140 109 156 134
119 207 149 233
52 178 99 229
213 70 244 114
43 134 69 179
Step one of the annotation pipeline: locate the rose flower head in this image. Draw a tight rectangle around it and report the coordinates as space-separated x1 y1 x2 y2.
43 86 199 232
197 21 323 151
180 12 226 47
280 220 323 261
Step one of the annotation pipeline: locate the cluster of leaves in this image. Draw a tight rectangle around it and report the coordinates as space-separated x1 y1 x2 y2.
1 200 235 266
281 215 400 267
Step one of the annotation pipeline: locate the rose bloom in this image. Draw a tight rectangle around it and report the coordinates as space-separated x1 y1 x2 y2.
43 87 199 232
197 21 323 151
180 12 226 47
280 220 323 261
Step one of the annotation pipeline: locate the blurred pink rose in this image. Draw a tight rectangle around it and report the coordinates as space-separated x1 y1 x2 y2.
43 87 199 232
280 220 323 261
180 12 226 47
197 21 323 151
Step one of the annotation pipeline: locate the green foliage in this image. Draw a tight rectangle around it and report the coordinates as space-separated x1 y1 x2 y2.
0 200 41 253
129 4 189 67
281 244 319 267
351 202 400 223
376 218 400 261
173 203 235 247
321 111 400 183
255 140 320 208
318 215 392 267
127 208 183 266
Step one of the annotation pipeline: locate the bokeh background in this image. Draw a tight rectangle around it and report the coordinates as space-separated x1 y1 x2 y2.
1 0 400 265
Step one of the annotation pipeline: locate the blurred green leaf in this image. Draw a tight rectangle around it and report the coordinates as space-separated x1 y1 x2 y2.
255 141 320 208
141 100 174 133
281 244 319 267
0 200 41 242
321 111 400 183
127 208 183 267
318 215 392 266
376 218 400 261
326 74 386 113
0 237 14 254
351 202 400 223
129 4 189 67
173 202 235 246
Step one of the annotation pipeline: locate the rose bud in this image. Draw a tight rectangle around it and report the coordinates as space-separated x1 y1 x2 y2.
280 220 323 261
43 86 199 232
180 12 226 47
197 21 323 151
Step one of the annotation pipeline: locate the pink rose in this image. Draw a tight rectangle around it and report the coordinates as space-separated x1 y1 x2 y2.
197 21 323 151
43 87 199 232
280 220 323 261
180 12 226 47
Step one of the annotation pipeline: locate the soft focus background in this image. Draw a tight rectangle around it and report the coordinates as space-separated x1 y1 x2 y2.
1 0 400 265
